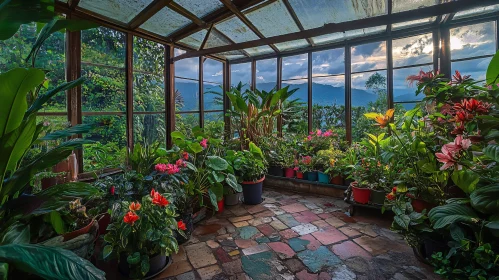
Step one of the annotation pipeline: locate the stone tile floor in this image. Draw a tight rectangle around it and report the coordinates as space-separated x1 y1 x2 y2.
156 189 439 280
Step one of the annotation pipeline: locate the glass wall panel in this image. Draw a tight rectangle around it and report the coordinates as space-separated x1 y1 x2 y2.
452 57 493 82
203 82 223 111
393 65 432 103
176 113 200 136
133 114 166 147
81 27 126 171
175 78 199 111
203 58 223 84
282 53 308 80
351 41 386 72
312 76 345 133
450 21 496 60
312 48 345 77
392 34 433 67
231 62 251 91
282 79 308 134
256 58 277 91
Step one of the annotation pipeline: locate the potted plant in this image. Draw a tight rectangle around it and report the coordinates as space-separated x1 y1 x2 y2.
282 145 296 178
224 185 242 206
298 155 317 181
226 142 267 205
103 190 185 278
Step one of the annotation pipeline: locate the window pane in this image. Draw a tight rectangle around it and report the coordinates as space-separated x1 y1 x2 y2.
175 52 199 79
175 78 199 111
392 17 435 31
83 115 127 171
282 79 308 134
275 39 309 52
82 65 126 112
395 102 418 110
133 37 164 75
179 29 208 50
450 21 496 60
82 27 125 68
1 24 66 112
351 71 387 142
203 58 223 84
312 48 344 76
231 62 251 89
133 114 166 147
215 17 259 43
282 54 308 80
176 113 199 137
133 73 165 112
393 65 432 102
203 82 223 111
312 75 345 130
452 56 493 82
204 112 225 139
256 58 277 91
393 33 433 68
351 41 386 72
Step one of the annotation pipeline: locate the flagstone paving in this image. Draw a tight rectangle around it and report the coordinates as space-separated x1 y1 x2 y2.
156 189 439 280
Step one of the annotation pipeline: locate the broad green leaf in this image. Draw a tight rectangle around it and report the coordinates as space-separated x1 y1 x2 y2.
39 123 95 141
206 156 228 171
0 68 45 137
249 142 263 159
451 169 479 194
208 189 218 211
483 145 499 162
394 214 410 230
188 142 203 154
212 171 225 183
0 222 29 245
0 262 7 280
49 211 66 235
428 204 478 229
170 131 185 140
140 257 150 276
486 50 499 85
449 223 465 242
127 252 141 265
226 174 242 192
470 185 499 214
0 0 55 40
102 245 113 259
0 244 105 280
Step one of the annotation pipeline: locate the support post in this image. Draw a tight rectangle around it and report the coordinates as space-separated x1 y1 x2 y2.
223 62 231 139
345 45 352 144
125 33 134 152
199 57 204 127
166 45 176 148
387 38 394 110
277 56 283 136
440 27 452 78
307 52 312 133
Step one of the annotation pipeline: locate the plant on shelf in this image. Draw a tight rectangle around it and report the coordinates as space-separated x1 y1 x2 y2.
225 143 267 205
303 129 337 155
259 135 285 176
103 190 185 278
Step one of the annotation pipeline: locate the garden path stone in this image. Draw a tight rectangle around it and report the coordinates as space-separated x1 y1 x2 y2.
297 246 342 273
237 226 259 239
291 223 318 235
185 243 217 268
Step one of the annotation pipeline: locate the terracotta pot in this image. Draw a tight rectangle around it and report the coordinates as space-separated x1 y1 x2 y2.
217 198 225 213
411 199 435 213
331 175 343 185
296 171 304 179
283 168 295 178
351 185 371 204
63 219 95 242
97 213 111 236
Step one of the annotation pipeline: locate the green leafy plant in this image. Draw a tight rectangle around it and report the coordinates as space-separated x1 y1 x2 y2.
226 142 267 182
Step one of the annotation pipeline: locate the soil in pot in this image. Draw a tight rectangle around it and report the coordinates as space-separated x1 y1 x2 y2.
225 193 242 206
351 185 371 204
331 175 343 185
119 254 171 279
268 166 284 177
370 189 386 205
242 177 265 205
305 171 318 182
283 168 295 178
317 171 330 184
63 219 96 242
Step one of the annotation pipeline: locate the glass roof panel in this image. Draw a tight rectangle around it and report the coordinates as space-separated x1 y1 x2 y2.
453 4 499 20
288 0 386 30
140 6 192 37
245 0 300 38
215 17 260 43
179 29 208 50
204 30 231 49
392 17 436 31
275 39 309 52
244 45 275 56
173 0 224 18
392 0 438 13
79 0 154 24
224 54 246 60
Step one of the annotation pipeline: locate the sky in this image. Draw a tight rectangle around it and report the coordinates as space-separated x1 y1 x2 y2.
175 20 497 105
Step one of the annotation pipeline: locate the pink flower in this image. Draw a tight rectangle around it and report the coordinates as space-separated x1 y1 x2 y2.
155 163 168 173
445 135 471 154
293 167 299 171
165 163 181 175
323 130 333 137
176 159 187 167
316 129 322 136
182 152 189 160
200 138 208 148
307 135 312 141
436 146 460 170
302 156 312 165
487 85 493 90
309 131 315 135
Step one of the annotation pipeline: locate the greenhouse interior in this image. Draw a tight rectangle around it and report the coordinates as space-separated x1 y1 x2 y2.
2 0 499 279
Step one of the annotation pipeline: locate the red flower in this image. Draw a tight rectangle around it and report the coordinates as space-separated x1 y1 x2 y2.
386 193 395 201
406 70 438 86
182 152 189 160
151 189 169 207
451 124 465 135
155 163 168 173
450 70 471 85
302 156 312 165
392 187 397 194
453 98 491 115
176 159 187 168
200 138 208 149
123 211 139 225
178 220 187 231
110 186 115 195
129 202 141 211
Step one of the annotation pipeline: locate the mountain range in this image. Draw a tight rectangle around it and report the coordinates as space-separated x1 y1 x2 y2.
175 81 417 111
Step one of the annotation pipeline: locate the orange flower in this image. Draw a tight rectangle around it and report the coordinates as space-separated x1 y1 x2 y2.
123 211 139 225
178 220 187 231
129 202 141 211
150 189 169 207
364 109 395 128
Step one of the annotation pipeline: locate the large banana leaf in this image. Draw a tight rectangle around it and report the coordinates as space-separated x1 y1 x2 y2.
1 139 93 203
0 0 55 40
39 123 95 141
0 244 105 280
0 68 45 138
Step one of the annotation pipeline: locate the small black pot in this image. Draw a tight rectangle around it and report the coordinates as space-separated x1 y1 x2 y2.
370 189 386 205
267 165 284 177
242 177 265 205
119 254 170 279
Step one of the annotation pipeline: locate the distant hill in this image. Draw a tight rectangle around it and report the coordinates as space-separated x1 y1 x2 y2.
175 81 421 111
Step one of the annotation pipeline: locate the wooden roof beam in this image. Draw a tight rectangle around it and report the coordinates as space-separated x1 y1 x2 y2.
128 0 172 30
219 0 279 54
173 0 498 61
167 0 268 43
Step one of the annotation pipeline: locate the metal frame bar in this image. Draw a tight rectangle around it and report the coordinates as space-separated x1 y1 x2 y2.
199 56 204 127
251 59 257 90
223 61 231 138
307 52 312 132
277 56 283 136
125 33 134 152
166 45 175 148
345 45 352 144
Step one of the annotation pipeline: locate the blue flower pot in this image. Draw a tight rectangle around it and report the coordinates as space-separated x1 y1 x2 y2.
304 171 318 181
317 171 330 184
